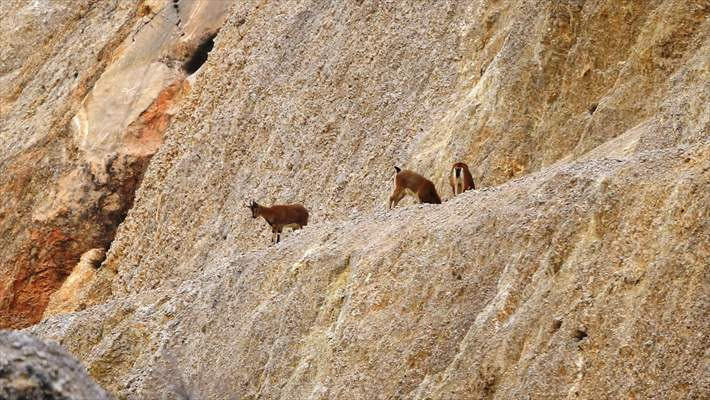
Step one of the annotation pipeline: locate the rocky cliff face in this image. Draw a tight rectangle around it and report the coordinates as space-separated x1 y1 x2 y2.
0 0 229 328
1 0 707 399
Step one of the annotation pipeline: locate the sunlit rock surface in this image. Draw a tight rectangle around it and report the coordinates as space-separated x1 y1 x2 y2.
0 0 229 328
0 0 707 399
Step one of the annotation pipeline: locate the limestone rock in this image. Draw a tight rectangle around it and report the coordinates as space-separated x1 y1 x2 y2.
0 0 230 328
43 248 106 318
33 142 710 399
0 331 111 400
1 0 708 399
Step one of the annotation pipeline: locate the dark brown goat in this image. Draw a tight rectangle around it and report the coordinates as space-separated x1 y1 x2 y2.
389 166 441 209
449 162 475 196
247 200 309 244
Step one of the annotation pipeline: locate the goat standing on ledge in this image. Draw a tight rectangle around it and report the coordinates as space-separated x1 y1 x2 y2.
247 200 309 244
389 166 441 209
449 162 475 196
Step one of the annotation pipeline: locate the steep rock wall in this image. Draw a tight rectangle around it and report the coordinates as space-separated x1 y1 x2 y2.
0 0 230 328
1 0 707 399
57 1 709 309
33 141 709 399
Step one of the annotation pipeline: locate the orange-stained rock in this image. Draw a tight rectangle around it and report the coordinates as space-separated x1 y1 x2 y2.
124 80 191 157
0 0 229 328
0 228 77 329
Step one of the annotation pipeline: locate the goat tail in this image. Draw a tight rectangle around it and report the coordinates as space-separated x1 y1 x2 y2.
394 166 401 173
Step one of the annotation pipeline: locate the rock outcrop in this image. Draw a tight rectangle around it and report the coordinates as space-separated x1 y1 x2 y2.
0 331 111 400
42 247 106 318
1 0 708 399
0 0 230 328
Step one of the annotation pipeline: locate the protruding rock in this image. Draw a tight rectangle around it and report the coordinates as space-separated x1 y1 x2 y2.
0 331 111 400
43 248 107 318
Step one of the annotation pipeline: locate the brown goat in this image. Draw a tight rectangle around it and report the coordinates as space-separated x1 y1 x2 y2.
449 162 475 196
247 200 309 244
389 166 441 209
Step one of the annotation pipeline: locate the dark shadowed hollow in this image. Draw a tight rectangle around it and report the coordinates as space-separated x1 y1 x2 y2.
182 33 217 74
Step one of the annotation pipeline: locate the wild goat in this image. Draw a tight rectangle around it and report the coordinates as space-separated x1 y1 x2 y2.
449 162 475 196
247 200 308 244
389 166 441 209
